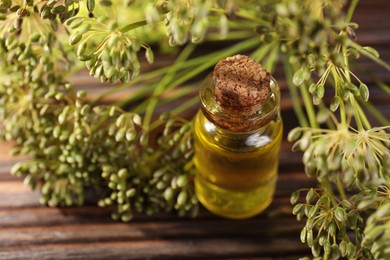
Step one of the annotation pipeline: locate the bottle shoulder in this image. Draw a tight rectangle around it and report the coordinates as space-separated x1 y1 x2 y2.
194 110 283 153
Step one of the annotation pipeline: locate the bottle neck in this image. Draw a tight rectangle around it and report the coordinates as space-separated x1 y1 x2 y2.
199 73 280 133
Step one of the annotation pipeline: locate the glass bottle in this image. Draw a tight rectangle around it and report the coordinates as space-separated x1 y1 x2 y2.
193 73 283 219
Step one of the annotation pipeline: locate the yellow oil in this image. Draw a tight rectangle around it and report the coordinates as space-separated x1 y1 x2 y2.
193 111 283 219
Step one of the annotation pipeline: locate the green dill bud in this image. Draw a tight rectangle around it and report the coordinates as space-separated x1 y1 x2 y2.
308 204 318 218
69 31 82 45
358 198 376 210
363 226 384 246
292 67 310 87
122 203 130 211
334 207 346 222
339 240 347 257
299 132 311 150
287 127 302 142
292 203 304 215
87 0 95 13
42 181 51 195
110 173 118 183
316 84 325 99
359 83 369 101
117 194 124 203
156 181 165 190
76 41 87 56
121 213 133 222
98 199 106 207
10 162 23 176
176 190 187 206
116 114 126 127
306 188 316 203
51 5 66 14
176 175 188 188
126 188 136 197
300 227 307 243
65 16 80 25
164 187 173 201
324 241 331 254
0 0 11 10
362 46 379 58
341 88 350 101
311 244 321 257
132 178 140 185
328 222 337 236
54 92 64 101
104 66 115 79
104 198 112 205
330 244 340 259
290 190 300 204
145 47 154 64
101 171 109 178
115 128 126 142
191 196 198 205
346 242 356 257
53 125 61 138
344 82 359 95
5 34 14 47
40 7 52 19
375 203 390 218
330 96 340 112
306 218 314 230
306 229 313 247
318 233 327 246
125 131 135 141
79 54 92 61
118 168 128 178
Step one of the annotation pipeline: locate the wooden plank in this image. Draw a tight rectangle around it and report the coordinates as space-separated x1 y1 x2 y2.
0 194 301 228
0 170 314 209
0 216 304 246
0 237 308 260
0 140 306 177
0 2 387 259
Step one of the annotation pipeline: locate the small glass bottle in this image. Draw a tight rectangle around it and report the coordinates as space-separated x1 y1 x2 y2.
193 55 283 219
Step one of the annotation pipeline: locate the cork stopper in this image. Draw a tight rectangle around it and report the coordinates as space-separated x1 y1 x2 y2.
213 54 270 113
202 54 276 132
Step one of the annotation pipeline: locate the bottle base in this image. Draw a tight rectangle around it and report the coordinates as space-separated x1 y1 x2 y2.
195 173 276 219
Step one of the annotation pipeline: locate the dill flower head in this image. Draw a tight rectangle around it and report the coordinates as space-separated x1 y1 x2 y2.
289 125 390 188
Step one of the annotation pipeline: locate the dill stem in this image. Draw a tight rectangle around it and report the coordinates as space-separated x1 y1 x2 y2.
284 56 309 128
346 0 359 23
348 41 390 72
143 44 196 139
149 95 199 131
285 53 318 128
336 174 347 201
332 66 347 126
300 83 318 128
351 95 371 129
321 179 337 207
142 36 261 135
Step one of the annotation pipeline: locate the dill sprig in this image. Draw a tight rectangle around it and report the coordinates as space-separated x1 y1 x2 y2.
0 0 389 259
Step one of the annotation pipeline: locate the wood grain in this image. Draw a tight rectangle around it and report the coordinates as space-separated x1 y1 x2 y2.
0 1 389 259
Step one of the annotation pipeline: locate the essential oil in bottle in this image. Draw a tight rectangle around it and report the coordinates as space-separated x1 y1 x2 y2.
193 54 283 219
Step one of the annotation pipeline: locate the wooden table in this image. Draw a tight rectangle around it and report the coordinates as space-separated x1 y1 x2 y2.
1 2 389 259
